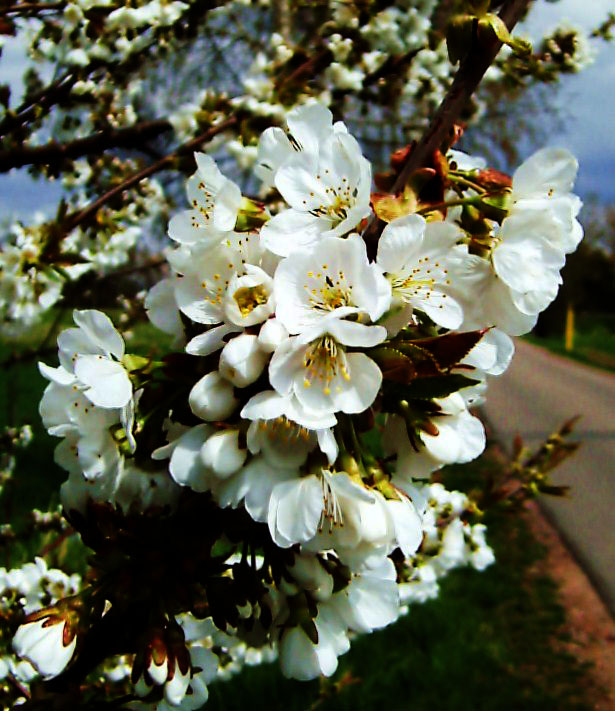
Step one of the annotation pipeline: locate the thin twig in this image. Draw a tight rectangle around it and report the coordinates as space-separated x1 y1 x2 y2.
0 73 77 138
61 115 238 234
7 673 31 701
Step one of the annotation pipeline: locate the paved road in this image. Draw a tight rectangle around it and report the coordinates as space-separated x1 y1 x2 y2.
482 339 615 616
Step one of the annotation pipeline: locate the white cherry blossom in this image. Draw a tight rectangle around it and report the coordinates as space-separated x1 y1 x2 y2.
376 215 464 330
56 309 132 410
261 132 372 256
241 390 337 468
168 153 241 246
510 147 583 254
274 233 391 337
269 334 383 416
13 616 76 680
255 102 347 189
383 394 486 484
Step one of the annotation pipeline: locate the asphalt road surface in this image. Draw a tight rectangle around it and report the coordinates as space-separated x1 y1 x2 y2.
482 339 615 616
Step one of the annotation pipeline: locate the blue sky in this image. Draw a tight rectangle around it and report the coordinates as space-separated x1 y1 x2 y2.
519 0 615 201
1 0 614 220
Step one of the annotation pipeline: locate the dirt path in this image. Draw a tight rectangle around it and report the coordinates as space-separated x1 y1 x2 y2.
523 501 615 710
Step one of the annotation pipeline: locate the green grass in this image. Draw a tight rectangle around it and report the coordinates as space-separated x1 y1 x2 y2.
525 329 615 373
526 312 615 372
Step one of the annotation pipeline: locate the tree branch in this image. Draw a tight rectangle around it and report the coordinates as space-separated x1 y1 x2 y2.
61 115 238 234
2 2 66 14
363 0 532 252
0 73 77 138
0 120 173 171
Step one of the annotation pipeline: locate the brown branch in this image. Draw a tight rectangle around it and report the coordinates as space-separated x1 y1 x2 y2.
62 115 238 234
0 73 77 138
363 0 532 252
2 2 65 13
0 120 172 171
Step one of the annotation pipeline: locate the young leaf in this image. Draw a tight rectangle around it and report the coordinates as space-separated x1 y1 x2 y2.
370 347 416 383
388 374 480 401
402 330 488 371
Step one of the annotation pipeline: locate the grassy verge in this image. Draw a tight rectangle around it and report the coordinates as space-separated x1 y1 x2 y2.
206 450 598 711
525 326 615 373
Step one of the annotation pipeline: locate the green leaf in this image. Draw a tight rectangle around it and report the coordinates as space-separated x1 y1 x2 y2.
480 14 532 56
122 353 150 373
391 374 480 401
397 330 488 372
391 342 441 377
370 347 416 383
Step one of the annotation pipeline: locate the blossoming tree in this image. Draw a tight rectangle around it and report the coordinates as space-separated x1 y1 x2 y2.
0 0 608 708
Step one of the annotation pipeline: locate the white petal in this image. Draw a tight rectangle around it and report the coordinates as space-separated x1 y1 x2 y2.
317 428 338 465
168 211 223 246
333 352 382 414
415 289 463 329
186 324 240 357
378 215 426 273
145 278 183 338
513 147 578 198
268 476 323 547
38 363 76 386
261 209 325 257
240 390 287 421
169 424 212 492
324 319 387 348
72 309 124 359
287 102 334 155
74 355 132 408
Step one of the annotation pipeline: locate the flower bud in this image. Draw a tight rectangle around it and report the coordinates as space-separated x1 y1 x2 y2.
189 371 238 421
258 318 288 353
164 624 191 706
219 334 268 388
288 554 334 602
200 429 246 478
146 627 169 686
13 610 77 680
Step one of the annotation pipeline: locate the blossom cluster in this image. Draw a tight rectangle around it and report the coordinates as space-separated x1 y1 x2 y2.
0 0 597 340
0 172 164 335
13 102 583 704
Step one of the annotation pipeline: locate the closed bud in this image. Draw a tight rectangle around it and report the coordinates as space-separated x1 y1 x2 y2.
146 627 169 686
189 371 238 421
164 624 192 706
258 318 288 353
219 334 268 388
200 429 247 478
13 606 78 680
